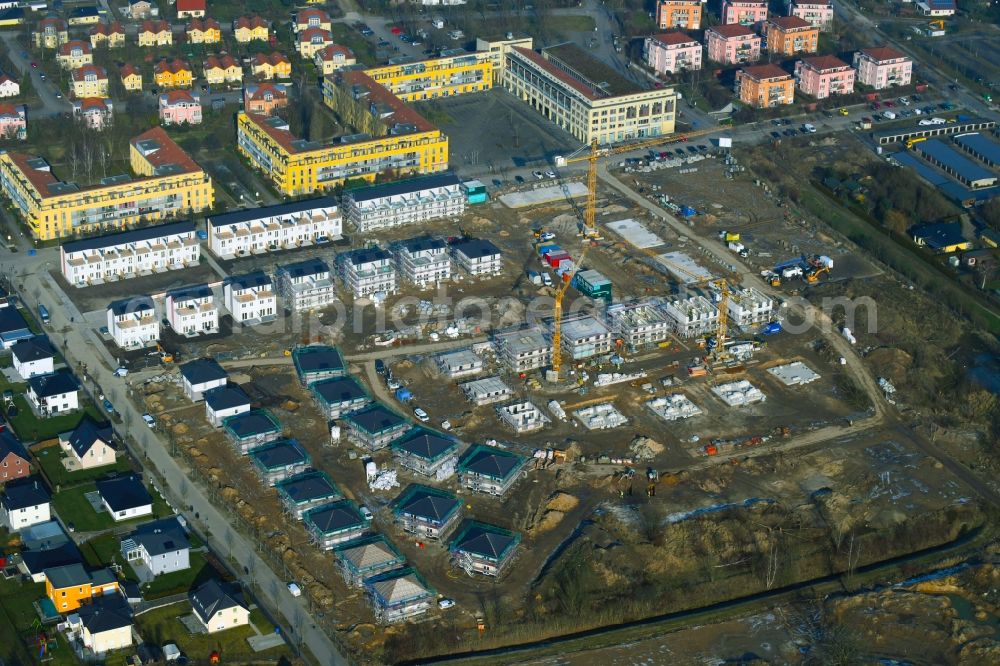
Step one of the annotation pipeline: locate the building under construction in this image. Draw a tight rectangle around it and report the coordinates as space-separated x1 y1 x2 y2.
727 287 775 327
661 294 719 337
557 314 614 361
448 519 521 577
494 326 553 372
607 301 673 349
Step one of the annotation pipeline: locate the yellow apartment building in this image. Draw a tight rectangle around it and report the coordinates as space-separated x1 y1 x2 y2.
72 65 109 98
363 51 492 102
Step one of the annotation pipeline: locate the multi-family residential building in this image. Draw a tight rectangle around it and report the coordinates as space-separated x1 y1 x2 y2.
166 284 218 336
661 294 719 337
60 221 199 286
495 326 552 372
275 258 338 312
252 52 291 80
233 15 269 43
736 64 795 107
449 520 521 577
501 43 676 144
765 16 818 55
558 314 614 361
294 8 331 32
795 55 855 99
203 54 242 86
607 301 673 349
0 104 25 140
853 47 912 90
0 75 19 98
789 0 834 30
243 82 288 115
655 0 703 30
394 236 451 288
721 0 768 25
186 17 221 44
338 247 397 298
159 90 202 125
393 484 462 540
727 287 774 326
314 44 356 75
474 34 535 84
364 52 492 102
206 197 341 259
705 24 761 64
89 21 125 48
238 72 449 194
450 238 503 277
56 40 92 69
68 6 101 25
457 444 527 497
224 272 276 324
128 0 153 20
644 32 702 75
343 173 465 233
297 27 333 58
155 59 193 89
34 17 68 49
120 64 142 91
71 65 109 98
137 20 172 47
71 97 112 130
107 296 159 349
176 0 206 18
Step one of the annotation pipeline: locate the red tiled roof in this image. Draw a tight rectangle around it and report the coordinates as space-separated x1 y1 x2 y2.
859 46 907 62
140 20 170 33
90 21 124 36
76 97 109 111
188 17 220 31
299 27 332 44
234 15 268 30
204 54 238 70
740 64 791 81
768 15 813 30
0 75 17 85
155 59 191 74
72 65 108 82
130 126 201 173
37 17 67 30
0 103 23 117
253 52 290 66
649 32 697 46
340 70 436 134
317 44 354 60
296 9 330 24
58 40 91 56
799 55 849 71
245 82 286 101
176 0 206 11
707 24 758 38
120 63 141 78
161 90 199 105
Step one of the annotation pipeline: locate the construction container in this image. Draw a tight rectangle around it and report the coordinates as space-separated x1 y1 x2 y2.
572 269 612 302
761 321 782 335
544 251 572 269
461 180 488 204
537 243 560 256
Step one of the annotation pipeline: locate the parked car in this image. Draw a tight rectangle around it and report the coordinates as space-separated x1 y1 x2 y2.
360 506 374 521
287 583 302 597
414 407 430 422
102 399 114 413
839 108 849 116
438 598 456 610
142 413 156 428
771 131 781 139
545 170 557 178
113 367 129 377
532 170 544 179
539 231 556 241
375 359 387 376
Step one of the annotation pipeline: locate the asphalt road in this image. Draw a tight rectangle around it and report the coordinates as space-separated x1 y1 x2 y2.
0 32 71 118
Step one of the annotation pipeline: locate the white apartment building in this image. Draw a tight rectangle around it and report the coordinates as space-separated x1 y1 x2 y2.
727 287 774 327
224 272 277 324
343 173 465 233
60 221 199 287
606 301 673 349
107 297 159 349
450 238 503 277
661 294 719 337
165 284 218 336
206 197 342 259
275 258 338 312
558 314 614 361
395 236 451 288
338 248 398 299
495 326 553 372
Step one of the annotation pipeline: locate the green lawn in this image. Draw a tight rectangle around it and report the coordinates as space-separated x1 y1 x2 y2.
142 551 215 600
33 445 132 491
547 15 597 32
51 481 174 533
134 602 291 662
0 578 78 666
329 23 376 66
3 397 106 444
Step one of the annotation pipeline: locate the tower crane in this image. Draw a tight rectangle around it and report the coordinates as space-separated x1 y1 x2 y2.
551 240 593 378
654 254 732 363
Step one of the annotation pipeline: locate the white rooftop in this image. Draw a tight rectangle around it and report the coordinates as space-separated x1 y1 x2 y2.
605 218 665 249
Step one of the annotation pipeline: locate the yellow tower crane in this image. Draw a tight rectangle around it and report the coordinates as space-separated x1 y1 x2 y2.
551 240 593 378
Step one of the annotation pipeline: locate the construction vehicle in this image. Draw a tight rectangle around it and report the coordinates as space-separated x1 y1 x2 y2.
156 343 173 363
928 19 945 30
906 136 928 149
804 265 830 283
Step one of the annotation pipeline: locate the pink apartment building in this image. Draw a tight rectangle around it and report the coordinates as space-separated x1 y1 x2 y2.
159 90 202 125
0 104 26 140
644 32 703 74
705 24 761 65
789 0 834 30
795 55 855 99
721 0 768 26
71 98 112 129
853 46 912 90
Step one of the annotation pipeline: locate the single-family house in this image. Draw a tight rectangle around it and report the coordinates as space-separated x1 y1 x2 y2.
120 516 190 582
364 568 434 624
314 44 356 75
1 478 50 530
59 417 115 470
95 474 153 522
243 82 287 115
303 499 369 549
294 8 331 33
449 520 521 577
159 90 202 125
72 97 113 130
334 535 405 587
911 222 971 253
392 484 461 540
11 335 55 378
0 302 31 349
343 404 411 451
44 563 119 612
176 0 206 19
179 358 228 401
119 64 142 92
189 580 249 633
249 439 311 485
70 596 133 655
128 0 153 20
222 409 282 454
204 384 251 427
0 74 20 97
276 471 341 518
0 431 30 483
391 428 459 479
457 444 527 497
310 376 369 419
27 371 79 415
292 345 345 385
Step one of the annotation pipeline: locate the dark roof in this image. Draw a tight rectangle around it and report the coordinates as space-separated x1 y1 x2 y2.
11 336 54 364
44 563 116 589
276 258 330 280
251 439 309 470
77 596 132 634
340 247 392 266
0 305 29 336
223 409 281 439
95 474 152 513
391 428 457 462
344 403 408 435
276 471 340 505
204 384 251 411
2 478 49 511
190 579 245 622
207 196 337 228
450 238 501 259
108 296 154 316
458 444 526 481
65 416 113 459
450 521 520 561
226 271 272 291
911 221 967 249
923 0 956 8
311 376 367 406
915 139 997 185
69 6 100 18
393 484 460 523
125 516 189 557
293 346 344 377
21 541 82 574
180 358 228 385
166 283 213 301
304 500 367 534
399 235 447 254
61 221 195 254
0 430 27 462
345 172 461 203
28 371 79 398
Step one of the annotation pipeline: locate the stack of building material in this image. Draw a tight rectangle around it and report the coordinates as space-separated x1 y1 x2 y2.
712 380 766 407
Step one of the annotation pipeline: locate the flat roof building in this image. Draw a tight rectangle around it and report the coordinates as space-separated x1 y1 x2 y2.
275 258 338 313
338 247 398 299
395 235 451 288
460 376 513 406
60 221 199 287
495 326 552 372
952 132 1000 169
915 139 998 188
450 237 503 277
165 284 218 338
435 349 483 379
206 197 341 259
344 173 465 233
558 314 614 361
607 301 673 349
662 294 719 337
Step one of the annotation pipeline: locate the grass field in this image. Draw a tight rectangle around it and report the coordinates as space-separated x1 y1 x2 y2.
50 481 174 533
33 445 132 490
2 397 105 444
0 578 77 666
547 15 597 32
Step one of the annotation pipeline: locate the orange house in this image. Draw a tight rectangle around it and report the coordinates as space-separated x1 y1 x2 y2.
765 16 818 55
655 0 703 30
44 564 120 612
736 64 794 107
